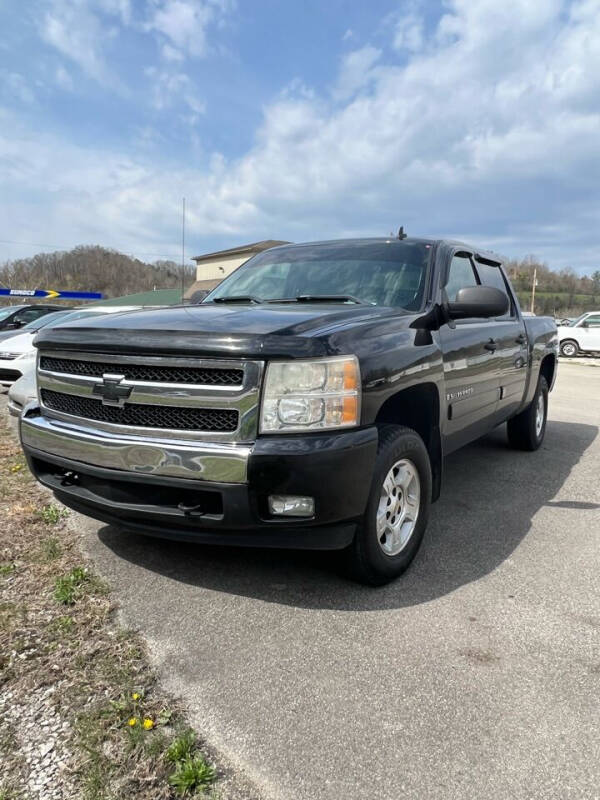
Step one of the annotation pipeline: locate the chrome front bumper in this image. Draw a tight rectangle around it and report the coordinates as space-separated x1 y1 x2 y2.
20 409 251 483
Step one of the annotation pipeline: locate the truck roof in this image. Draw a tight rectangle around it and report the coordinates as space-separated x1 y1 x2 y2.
264 237 503 264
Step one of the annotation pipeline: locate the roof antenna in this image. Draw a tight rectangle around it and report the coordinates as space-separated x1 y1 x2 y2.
397 226 407 240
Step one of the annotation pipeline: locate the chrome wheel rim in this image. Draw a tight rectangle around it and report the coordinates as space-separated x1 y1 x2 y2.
535 393 545 438
562 343 576 356
376 459 420 556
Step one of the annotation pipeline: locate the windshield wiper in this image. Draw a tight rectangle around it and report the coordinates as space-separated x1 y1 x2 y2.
212 295 263 304
292 295 367 305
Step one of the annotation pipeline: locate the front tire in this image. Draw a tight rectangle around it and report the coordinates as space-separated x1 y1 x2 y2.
560 340 578 357
345 425 432 586
507 375 548 451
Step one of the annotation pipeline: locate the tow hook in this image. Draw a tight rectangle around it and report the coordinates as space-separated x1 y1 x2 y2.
60 471 79 487
177 502 206 518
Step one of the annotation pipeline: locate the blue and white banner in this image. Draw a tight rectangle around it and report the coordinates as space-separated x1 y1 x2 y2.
0 288 103 300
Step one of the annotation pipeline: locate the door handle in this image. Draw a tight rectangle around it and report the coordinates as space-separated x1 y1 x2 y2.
484 339 498 352
515 333 527 345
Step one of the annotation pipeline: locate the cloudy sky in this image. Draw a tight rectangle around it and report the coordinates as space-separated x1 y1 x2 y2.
0 0 599 273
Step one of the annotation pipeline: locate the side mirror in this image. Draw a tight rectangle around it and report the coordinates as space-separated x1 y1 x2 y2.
6 321 23 329
446 286 508 321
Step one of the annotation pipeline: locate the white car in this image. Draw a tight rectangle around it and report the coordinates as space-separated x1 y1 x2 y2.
0 306 140 389
557 311 600 357
7 368 36 417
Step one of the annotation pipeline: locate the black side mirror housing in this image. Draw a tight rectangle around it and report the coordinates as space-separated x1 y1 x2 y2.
447 286 508 321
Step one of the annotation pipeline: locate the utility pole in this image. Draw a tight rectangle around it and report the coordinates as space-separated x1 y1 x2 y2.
530 266 537 313
181 197 186 302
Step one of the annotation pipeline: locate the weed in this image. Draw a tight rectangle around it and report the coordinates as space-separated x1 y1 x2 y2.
0 563 16 576
0 786 22 800
168 755 216 796
40 535 62 561
165 729 197 764
50 615 75 635
54 566 90 605
38 504 69 525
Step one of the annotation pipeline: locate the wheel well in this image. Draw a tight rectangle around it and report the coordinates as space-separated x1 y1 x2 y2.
375 383 442 501
540 353 557 388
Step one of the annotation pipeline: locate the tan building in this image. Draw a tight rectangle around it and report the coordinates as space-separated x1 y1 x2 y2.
184 240 289 301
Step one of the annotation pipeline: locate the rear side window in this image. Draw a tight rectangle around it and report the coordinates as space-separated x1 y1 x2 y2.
445 255 479 301
475 264 513 319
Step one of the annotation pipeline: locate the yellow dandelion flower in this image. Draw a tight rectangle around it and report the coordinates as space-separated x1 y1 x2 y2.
128 718 138 727
142 718 154 730
132 692 140 701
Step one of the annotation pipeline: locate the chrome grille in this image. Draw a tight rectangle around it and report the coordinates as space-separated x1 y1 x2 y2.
41 389 239 432
40 356 243 386
37 351 264 443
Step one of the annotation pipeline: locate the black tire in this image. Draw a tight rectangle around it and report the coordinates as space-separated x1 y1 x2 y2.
560 339 578 358
506 375 548 451
344 424 432 586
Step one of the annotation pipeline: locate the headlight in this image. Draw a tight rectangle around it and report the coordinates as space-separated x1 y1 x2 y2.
260 356 360 433
17 349 36 360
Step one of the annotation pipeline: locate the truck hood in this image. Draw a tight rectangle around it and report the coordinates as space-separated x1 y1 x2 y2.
34 302 412 359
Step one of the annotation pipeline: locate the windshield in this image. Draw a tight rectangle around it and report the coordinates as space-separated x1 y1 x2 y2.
205 241 432 310
0 306 23 322
568 313 587 327
23 310 73 330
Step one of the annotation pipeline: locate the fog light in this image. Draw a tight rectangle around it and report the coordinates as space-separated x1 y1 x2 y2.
268 495 315 517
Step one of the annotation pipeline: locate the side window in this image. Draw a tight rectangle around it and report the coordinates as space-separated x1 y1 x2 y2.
14 308 44 324
584 315 600 327
475 263 513 319
445 255 478 302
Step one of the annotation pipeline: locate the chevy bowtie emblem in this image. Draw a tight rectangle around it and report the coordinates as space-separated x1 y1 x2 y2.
92 374 133 407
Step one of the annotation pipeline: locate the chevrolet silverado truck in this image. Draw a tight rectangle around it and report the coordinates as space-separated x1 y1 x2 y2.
20 237 558 585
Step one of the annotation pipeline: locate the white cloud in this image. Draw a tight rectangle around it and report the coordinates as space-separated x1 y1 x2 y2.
144 0 233 60
39 0 120 85
334 46 381 101
145 67 206 116
392 9 424 53
5 0 600 272
1 72 35 104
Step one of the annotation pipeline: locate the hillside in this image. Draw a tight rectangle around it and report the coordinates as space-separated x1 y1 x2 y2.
506 258 600 316
0 246 195 303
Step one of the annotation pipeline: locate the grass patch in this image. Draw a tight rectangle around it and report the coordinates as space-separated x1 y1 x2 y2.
168 755 216 796
166 729 197 764
54 566 91 605
40 535 62 561
38 503 69 525
49 614 75 635
0 563 16 576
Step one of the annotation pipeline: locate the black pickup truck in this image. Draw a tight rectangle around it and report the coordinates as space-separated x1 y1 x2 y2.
20 237 558 584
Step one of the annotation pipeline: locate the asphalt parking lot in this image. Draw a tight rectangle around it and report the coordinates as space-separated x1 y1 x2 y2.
5 362 600 799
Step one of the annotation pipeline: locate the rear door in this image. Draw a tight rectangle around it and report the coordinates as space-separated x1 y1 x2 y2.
474 261 528 422
439 251 501 453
